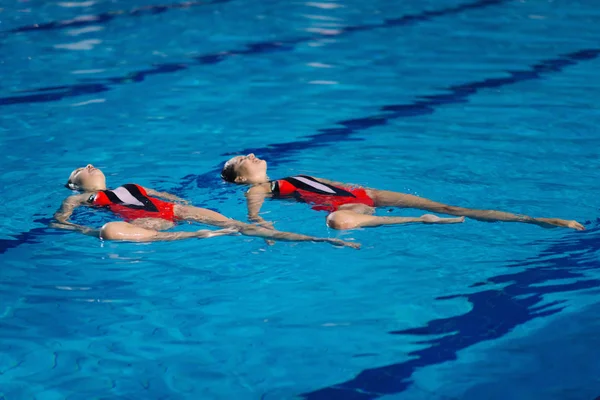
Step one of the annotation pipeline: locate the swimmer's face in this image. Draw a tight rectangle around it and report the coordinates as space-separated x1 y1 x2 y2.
66 164 107 191
223 153 268 184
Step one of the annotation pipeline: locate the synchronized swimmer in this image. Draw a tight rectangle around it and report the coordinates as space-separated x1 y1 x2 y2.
52 164 360 248
220 153 585 231
51 157 584 247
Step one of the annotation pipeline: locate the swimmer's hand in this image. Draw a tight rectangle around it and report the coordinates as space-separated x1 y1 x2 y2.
327 238 361 250
261 222 276 246
252 219 276 246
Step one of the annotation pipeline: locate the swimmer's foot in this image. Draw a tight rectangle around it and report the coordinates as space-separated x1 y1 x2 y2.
534 218 585 231
420 214 465 224
568 220 586 231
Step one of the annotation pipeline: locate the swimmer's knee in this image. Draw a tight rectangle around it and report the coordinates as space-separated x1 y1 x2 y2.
100 222 127 240
100 222 122 240
100 222 159 242
327 211 359 230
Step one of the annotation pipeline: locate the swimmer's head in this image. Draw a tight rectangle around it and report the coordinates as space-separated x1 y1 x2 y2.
221 153 268 184
65 164 107 191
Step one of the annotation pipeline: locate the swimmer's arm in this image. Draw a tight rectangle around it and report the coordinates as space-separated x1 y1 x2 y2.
143 188 189 205
52 194 99 236
246 184 273 229
49 221 100 237
53 194 89 224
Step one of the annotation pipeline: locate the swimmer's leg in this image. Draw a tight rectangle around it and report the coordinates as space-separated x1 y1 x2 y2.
173 205 360 249
337 203 376 215
100 222 237 242
367 189 584 230
130 218 175 231
174 204 231 224
327 211 465 230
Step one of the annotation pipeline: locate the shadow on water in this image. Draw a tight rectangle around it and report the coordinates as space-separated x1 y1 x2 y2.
300 220 600 399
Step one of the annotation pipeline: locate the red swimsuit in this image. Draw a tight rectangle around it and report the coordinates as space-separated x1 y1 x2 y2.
89 184 176 221
271 175 375 212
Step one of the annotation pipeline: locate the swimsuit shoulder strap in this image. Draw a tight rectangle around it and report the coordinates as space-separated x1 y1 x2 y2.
270 179 281 195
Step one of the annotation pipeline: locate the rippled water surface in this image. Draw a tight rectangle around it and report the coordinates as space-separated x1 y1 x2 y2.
1 0 600 398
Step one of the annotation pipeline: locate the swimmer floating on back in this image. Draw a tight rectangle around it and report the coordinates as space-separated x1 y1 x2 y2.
51 164 360 248
220 154 585 231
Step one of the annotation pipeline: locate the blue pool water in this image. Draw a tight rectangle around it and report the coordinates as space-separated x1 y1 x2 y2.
1 0 600 398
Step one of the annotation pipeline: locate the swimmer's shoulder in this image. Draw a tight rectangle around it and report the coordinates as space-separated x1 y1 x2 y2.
64 191 96 205
246 182 272 195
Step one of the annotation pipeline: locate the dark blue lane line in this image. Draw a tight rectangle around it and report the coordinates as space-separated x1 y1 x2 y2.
293 48 600 400
175 47 600 194
191 0 508 65
301 221 600 400
0 0 508 107
3 0 231 34
232 48 600 159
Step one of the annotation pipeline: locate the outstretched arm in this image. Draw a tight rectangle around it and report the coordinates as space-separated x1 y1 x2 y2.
234 222 360 249
374 191 585 230
49 221 100 237
143 187 189 204
52 193 100 235
166 223 358 248
245 184 274 229
171 204 360 248
194 217 360 249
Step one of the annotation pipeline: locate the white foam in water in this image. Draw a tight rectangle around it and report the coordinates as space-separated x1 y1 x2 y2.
301 14 341 21
71 69 105 74
305 2 344 9
71 98 106 107
58 1 96 7
54 39 101 50
306 62 334 68
71 14 100 21
305 27 343 35
67 26 104 36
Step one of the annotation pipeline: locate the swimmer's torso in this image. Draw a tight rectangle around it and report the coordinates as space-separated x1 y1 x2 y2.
270 175 374 212
89 183 176 221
